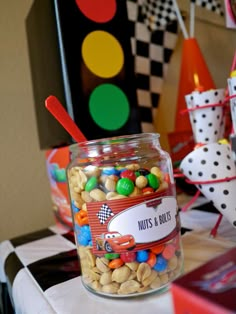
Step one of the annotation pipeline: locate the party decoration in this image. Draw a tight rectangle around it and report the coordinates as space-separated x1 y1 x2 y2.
227 72 236 133
180 142 236 228
185 88 225 144
127 0 179 132
26 0 142 149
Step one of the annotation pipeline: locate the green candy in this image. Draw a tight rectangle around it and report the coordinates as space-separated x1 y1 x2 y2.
55 168 67 182
116 178 134 196
85 176 98 192
104 253 120 260
146 173 160 189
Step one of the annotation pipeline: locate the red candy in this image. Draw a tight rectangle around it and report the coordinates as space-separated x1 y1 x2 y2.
142 187 154 194
162 244 176 260
120 169 136 182
120 251 136 263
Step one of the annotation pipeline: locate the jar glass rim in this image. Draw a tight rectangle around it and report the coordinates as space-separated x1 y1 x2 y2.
76 133 160 148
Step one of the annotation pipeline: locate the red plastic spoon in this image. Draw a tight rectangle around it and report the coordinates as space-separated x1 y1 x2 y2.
45 95 87 143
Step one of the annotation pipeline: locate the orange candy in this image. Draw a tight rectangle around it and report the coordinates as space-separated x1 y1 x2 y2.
146 252 157 268
164 173 170 183
74 210 89 226
108 258 124 269
151 244 165 254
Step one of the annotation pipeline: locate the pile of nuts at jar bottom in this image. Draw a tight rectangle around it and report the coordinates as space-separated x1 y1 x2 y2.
78 235 183 296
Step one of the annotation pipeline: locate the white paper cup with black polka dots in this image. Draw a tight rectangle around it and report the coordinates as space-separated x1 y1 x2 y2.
227 77 236 133
184 89 225 144
180 142 236 228
185 93 197 140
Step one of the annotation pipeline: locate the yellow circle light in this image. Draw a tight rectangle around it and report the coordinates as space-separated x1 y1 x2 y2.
82 30 124 78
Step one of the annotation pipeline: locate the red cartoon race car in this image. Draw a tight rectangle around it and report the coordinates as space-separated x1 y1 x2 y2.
95 231 136 253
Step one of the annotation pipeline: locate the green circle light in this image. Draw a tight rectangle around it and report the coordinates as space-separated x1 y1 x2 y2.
89 84 130 131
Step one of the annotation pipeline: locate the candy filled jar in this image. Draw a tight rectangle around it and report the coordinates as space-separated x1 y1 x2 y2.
67 133 184 297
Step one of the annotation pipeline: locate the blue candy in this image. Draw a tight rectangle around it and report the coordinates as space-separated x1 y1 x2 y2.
153 255 167 272
102 167 120 176
80 225 91 242
77 234 89 246
76 225 91 246
136 250 149 262
71 201 79 213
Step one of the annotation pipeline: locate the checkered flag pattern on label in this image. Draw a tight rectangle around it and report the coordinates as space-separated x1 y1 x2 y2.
97 204 114 224
195 0 224 15
142 0 177 31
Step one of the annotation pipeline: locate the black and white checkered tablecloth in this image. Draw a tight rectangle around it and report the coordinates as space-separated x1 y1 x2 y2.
0 199 235 314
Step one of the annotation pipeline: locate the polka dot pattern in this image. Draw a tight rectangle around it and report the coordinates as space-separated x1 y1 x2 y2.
185 89 225 144
180 142 236 228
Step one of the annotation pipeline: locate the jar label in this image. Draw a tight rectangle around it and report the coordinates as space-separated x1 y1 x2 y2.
87 191 178 255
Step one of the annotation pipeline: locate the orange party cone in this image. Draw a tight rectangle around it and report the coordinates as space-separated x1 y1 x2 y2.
175 38 216 132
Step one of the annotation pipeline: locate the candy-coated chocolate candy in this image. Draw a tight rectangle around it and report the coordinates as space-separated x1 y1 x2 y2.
104 253 120 260
108 258 124 269
135 171 140 177
71 201 79 213
116 178 134 196
85 176 98 192
162 244 176 260
120 169 136 182
139 168 150 176
146 173 160 189
120 251 136 263
77 234 88 246
74 210 89 226
151 244 165 254
55 168 67 182
164 173 171 183
153 255 167 272
136 250 149 262
102 167 120 176
80 225 92 242
77 228 91 245
142 187 154 194
146 252 157 268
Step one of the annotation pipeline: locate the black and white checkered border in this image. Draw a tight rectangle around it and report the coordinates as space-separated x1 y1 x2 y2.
126 0 179 131
195 0 224 16
142 0 177 30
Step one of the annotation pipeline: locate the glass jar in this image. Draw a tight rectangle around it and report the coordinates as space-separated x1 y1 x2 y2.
67 133 184 297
